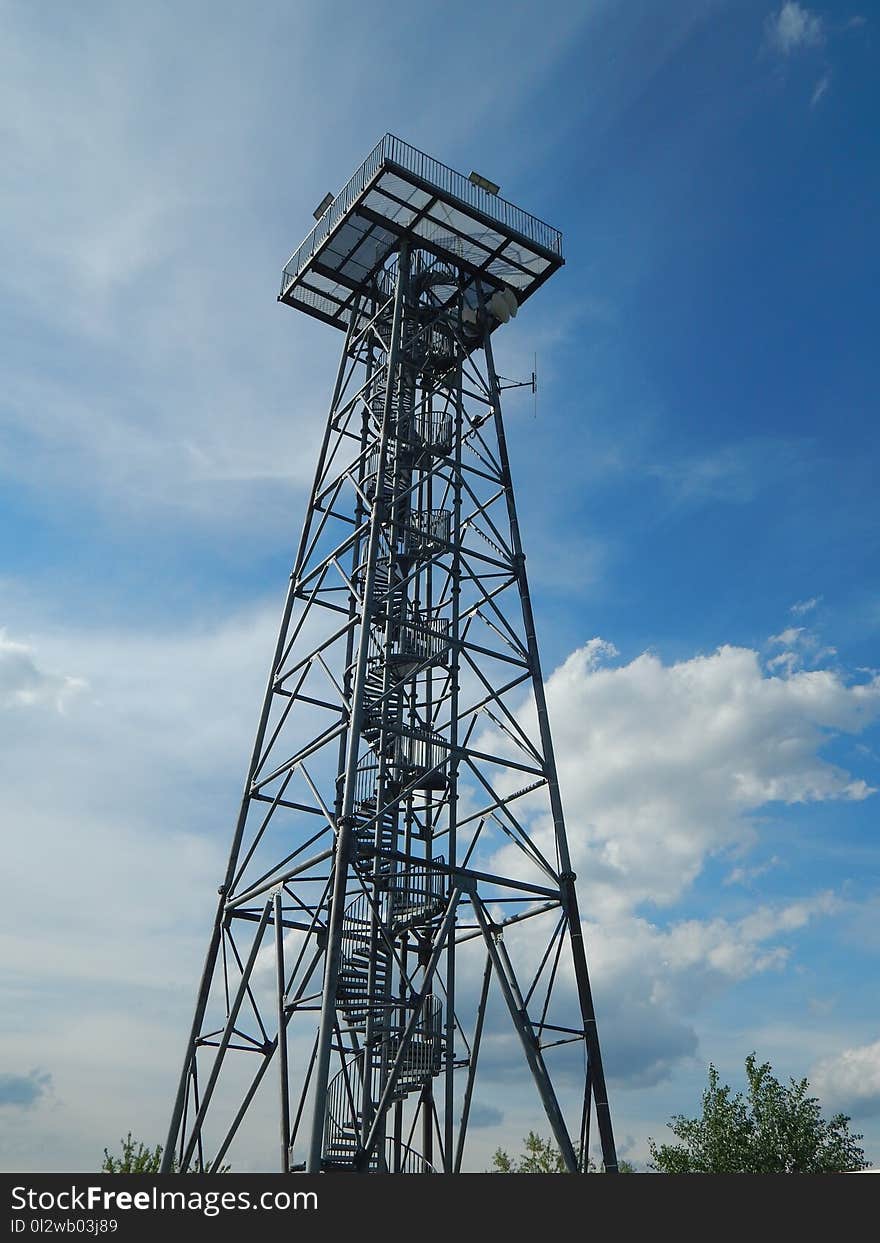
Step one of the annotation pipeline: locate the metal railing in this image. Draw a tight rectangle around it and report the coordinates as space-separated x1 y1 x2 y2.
401 408 453 454
386 1138 436 1174
354 761 381 808
282 135 388 298
393 727 448 777
388 994 444 1080
324 1063 437 1171
363 409 453 498
389 863 447 926
281 134 562 298
382 134 561 255
391 615 451 666
403 508 451 553
324 1063 360 1160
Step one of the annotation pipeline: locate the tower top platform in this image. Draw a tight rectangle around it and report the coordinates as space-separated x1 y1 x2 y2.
279 134 564 331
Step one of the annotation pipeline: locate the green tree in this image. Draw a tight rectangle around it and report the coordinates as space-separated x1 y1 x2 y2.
491 1131 635 1172
101 1134 165 1173
648 1053 868 1173
101 1134 230 1173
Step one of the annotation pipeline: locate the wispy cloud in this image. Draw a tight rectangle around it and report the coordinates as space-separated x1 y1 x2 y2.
724 856 781 887
811 72 831 107
766 615 839 676
769 626 805 647
791 597 822 616
644 437 809 508
764 3 825 55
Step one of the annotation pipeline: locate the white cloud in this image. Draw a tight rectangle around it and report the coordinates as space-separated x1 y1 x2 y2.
474 636 880 1087
811 1040 880 1118
791 597 821 615
2 607 878 1162
766 625 838 675
587 895 838 1084
767 650 800 675
769 626 805 647
0 1 609 531
0 630 86 711
490 892 840 1088
0 608 282 1168
765 3 825 55
505 642 880 917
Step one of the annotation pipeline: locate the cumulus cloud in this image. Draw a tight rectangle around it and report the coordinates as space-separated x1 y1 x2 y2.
511 641 880 916
765 3 825 55
811 1040 880 1118
4 608 878 1147
489 890 840 1088
473 637 879 1086
585 894 838 1085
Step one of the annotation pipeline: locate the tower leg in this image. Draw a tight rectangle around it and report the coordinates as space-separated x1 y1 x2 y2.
274 890 291 1173
454 952 493 1173
161 306 362 1175
481 302 619 1174
472 897 578 1172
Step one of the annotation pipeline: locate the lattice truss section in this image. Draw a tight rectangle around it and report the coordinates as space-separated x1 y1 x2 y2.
164 244 617 1175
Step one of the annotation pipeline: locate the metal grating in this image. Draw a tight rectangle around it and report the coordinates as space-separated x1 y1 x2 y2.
278 134 564 330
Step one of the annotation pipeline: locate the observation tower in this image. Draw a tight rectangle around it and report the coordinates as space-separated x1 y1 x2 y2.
163 134 617 1174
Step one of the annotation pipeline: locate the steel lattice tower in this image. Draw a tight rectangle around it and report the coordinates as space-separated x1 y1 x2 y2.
163 135 617 1174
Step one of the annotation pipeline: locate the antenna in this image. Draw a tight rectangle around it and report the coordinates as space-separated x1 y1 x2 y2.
497 356 538 400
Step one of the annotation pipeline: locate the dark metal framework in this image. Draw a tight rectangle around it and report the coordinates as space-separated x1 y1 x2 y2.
163 136 617 1174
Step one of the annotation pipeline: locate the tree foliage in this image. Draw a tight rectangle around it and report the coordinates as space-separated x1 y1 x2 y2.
101 1133 230 1173
648 1053 867 1173
101 1134 165 1173
491 1131 634 1172
492 1131 572 1173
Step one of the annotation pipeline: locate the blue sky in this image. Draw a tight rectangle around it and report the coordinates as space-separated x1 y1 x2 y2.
1 0 879 1170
